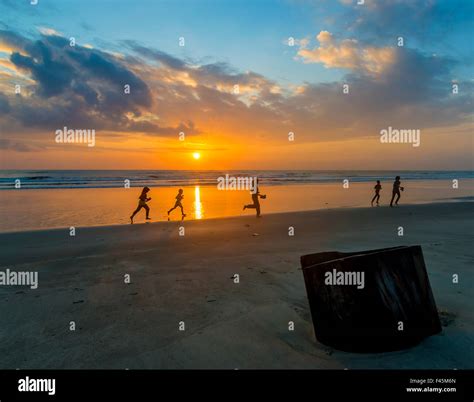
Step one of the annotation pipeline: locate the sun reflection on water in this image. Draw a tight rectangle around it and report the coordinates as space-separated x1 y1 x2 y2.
194 185 203 219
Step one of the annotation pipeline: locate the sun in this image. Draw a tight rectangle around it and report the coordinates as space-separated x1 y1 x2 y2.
192 152 201 160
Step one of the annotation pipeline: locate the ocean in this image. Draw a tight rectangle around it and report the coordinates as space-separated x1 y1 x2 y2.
0 170 472 190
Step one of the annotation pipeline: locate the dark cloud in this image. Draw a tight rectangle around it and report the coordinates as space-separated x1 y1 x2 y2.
6 31 153 111
0 30 184 134
11 42 75 97
0 29 31 51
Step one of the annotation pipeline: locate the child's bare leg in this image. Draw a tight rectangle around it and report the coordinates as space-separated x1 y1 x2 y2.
130 205 142 223
395 192 401 205
390 193 396 207
144 204 151 219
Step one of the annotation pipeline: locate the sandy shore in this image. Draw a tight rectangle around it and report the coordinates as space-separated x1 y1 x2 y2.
0 202 472 369
1 179 473 232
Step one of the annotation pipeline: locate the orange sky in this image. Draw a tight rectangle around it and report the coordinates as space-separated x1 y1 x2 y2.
2 125 472 170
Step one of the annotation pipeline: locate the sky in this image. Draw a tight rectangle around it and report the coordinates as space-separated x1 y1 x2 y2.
0 0 472 170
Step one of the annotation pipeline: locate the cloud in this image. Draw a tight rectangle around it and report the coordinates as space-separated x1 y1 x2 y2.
0 30 167 134
37 27 62 37
1 30 278 139
0 27 471 149
0 93 11 114
123 40 187 70
297 30 396 75
126 40 275 94
282 45 472 140
0 138 36 152
11 42 76 97
0 29 30 54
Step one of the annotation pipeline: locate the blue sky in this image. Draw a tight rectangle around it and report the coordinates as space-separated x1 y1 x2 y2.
1 0 471 85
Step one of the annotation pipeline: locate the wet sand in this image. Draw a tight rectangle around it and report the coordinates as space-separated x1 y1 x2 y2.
0 179 473 232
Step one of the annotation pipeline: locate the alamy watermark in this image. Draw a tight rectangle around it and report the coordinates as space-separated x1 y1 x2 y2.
18 376 55 396
55 126 96 147
380 126 420 147
217 174 258 194
325 269 365 290
0 268 38 289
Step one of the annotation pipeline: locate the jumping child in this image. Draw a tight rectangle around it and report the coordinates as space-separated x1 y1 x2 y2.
243 179 266 217
130 186 152 223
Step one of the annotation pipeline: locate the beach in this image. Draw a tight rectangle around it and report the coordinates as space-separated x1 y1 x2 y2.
0 201 472 369
1 178 473 232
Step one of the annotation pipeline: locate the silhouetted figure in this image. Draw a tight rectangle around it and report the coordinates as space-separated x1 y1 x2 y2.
390 176 404 207
243 181 266 217
168 189 186 219
371 180 382 206
130 186 151 223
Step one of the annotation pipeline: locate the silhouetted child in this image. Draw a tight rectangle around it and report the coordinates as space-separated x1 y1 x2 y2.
390 176 404 207
168 189 186 218
371 180 382 206
243 181 266 217
130 186 151 223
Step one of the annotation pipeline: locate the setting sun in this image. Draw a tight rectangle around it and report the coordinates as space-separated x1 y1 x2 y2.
193 152 201 160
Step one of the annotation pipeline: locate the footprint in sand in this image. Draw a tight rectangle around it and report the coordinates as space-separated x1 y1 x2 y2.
438 309 456 327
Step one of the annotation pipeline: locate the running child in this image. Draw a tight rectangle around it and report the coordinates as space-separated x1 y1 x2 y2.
390 176 404 207
130 186 152 223
168 189 186 218
371 180 382 206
